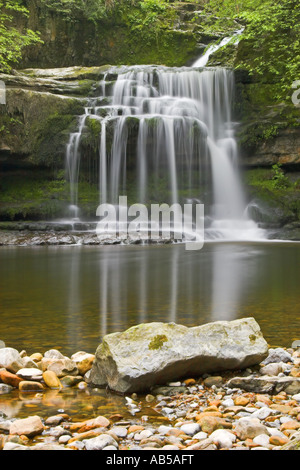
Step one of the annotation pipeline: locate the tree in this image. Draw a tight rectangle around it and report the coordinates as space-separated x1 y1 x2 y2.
0 0 42 72
203 0 300 101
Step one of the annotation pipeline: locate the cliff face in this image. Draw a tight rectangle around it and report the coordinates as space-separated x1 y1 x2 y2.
16 1 210 69
0 1 299 229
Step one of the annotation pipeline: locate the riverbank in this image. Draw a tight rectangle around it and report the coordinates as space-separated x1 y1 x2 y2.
1 342 300 451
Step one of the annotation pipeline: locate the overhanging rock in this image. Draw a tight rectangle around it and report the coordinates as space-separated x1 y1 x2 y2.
88 317 269 393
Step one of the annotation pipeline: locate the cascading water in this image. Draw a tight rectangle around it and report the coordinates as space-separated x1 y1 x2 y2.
65 62 265 241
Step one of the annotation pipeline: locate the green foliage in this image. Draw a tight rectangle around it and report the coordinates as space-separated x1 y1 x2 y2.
203 0 300 101
0 0 42 71
270 163 290 190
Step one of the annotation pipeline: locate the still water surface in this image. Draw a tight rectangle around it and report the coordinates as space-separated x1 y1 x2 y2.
1 242 300 356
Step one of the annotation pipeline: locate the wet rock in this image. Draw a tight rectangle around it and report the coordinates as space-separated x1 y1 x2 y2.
42 358 78 378
16 368 43 381
0 384 14 395
19 381 44 392
0 348 24 373
70 351 95 375
42 370 62 389
9 415 44 437
60 375 82 387
90 318 268 393
0 369 23 388
83 434 118 450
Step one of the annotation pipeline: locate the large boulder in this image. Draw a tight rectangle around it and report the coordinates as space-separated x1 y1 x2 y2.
89 317 269 393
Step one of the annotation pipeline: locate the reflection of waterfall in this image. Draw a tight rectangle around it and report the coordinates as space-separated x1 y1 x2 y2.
64 244 261 342
210 244 246 321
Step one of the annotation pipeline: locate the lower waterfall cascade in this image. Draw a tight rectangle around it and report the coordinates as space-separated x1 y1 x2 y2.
66 63 266 242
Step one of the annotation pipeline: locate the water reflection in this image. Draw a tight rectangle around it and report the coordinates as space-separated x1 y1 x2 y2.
0 242 300 355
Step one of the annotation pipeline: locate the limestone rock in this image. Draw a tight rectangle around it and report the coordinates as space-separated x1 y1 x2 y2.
89 318 268 393
226 375 300 394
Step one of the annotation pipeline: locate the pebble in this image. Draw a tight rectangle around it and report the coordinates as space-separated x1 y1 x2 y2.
1 344 300 451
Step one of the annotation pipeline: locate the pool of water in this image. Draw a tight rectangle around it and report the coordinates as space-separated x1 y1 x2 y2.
1 241 300 357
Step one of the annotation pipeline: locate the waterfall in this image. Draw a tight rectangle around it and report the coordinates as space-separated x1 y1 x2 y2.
193 29 244 68
66 63 265 241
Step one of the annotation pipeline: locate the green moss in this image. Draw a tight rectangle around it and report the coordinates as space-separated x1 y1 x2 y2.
148 334 168 350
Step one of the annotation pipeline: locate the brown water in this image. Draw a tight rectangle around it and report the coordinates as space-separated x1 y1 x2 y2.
1 241 300 356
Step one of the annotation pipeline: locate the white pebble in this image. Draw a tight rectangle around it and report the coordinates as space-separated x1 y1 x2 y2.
193 431 208 440
222 398 234 407
253 434 270 447
210 429 236 449
252 407 273 420
180 423 200 436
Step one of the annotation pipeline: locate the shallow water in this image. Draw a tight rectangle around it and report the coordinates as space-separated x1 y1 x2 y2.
1 241 300 356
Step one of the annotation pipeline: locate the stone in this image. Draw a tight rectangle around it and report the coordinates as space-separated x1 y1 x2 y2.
260 363 286 376
226 375 300 394
30 353 43 362
261 348 292 365
2 442 29 450
111 426 128 438
209 429 236 448
203 376 223 388
69 415 110 433
16 368 43 380
253 434 271 447
44 349 65 360
180 423 200 436
42 370 62 389
280 419 300 431
89 318 269 393
234 418 269 440
196 415 232 434
83 434 118 450
0 369 23 388
269 435 289 446
60 375 82 387
0 383 13 394
9 415 44 437
45 415 66 426
0 348 24 373
71 351 95 375
42 358 79 378
234 396 250 406
19 381 44 392
251 407 273 420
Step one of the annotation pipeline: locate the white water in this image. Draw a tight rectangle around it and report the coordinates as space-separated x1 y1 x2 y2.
193 28 244 68
65 61 265 241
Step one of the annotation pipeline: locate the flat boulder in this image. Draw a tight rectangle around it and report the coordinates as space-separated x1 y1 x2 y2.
89 317 268 393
